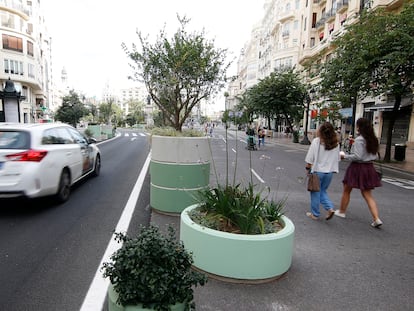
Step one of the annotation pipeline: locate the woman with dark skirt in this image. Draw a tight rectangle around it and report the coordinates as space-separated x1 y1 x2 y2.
335 118 383 228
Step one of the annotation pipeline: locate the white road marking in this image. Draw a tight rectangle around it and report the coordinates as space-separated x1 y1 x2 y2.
382 177 414 190
139 133 146 137
79 153 151 311
131 137 137 141
232 148 236 153
251 168 265 183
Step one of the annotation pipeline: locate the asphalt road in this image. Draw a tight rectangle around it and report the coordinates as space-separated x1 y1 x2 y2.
1 127 413 310
187 127 414 311
0 129 151 311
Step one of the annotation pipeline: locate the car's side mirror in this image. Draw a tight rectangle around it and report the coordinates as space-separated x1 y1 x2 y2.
88 137 97 144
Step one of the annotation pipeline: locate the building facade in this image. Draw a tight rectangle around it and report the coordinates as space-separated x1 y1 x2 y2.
0 0 51 123
230 0 413 146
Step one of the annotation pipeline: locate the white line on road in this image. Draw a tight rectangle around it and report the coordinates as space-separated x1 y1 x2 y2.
232 148 236 153
79 153 151 311
251 168 265 183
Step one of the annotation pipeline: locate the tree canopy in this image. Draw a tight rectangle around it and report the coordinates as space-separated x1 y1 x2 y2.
55 90 88 127
246 69 307 130
319 3 414 161
124 16 231 131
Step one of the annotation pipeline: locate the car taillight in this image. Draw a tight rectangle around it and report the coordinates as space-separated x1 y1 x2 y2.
6 150 48 162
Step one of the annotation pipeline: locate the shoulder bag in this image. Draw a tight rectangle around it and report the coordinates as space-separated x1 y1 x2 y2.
307 141 321 192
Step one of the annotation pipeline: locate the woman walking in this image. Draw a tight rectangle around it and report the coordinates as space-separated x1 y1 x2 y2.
305 122 340 220
335 118 383 228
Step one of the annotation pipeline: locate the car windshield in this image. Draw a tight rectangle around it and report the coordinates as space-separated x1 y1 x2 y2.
0 130 30 149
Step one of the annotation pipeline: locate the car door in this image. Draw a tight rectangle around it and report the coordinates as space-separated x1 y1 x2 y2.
41 127 82 190
67 127 93 176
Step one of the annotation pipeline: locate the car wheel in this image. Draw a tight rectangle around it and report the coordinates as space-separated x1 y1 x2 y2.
92 154 101 177
55 169 71 203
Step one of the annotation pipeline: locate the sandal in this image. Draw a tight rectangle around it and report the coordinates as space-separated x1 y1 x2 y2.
326 209 335 220
306 212 319 220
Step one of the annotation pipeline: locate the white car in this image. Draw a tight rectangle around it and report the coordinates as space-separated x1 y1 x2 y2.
0 123 101 203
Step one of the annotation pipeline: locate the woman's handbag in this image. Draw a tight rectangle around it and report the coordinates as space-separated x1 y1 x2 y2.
307 173 320 192
307 140 321 192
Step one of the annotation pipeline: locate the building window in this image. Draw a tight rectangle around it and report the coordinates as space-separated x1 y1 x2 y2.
2 34 23 52
27 41 34 56
310 37 315 47
4 59 24 75
28 63 35 78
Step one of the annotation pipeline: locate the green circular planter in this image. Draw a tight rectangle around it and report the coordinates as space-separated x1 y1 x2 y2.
180 204 295 282
108 284 187 311
150 136 210 214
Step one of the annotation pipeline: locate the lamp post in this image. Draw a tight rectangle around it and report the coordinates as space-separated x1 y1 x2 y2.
0 78 25 122
300 92 311 145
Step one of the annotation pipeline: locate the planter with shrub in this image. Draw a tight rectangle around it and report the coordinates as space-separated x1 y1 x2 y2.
102 225 207 311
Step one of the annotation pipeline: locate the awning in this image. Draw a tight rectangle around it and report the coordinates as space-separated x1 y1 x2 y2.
364 99 413 111
339 108 352 118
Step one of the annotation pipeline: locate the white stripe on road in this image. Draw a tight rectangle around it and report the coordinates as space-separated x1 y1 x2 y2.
79 152 151 311
251 168 265 184
232 148 236 153
139 133 146 137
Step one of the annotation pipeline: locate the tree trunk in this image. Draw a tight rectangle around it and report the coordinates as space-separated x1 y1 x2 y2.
383 94 402 162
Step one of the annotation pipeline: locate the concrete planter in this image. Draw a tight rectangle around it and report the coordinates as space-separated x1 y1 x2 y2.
180 204 295 282
108 284 187 311
150 135 210 214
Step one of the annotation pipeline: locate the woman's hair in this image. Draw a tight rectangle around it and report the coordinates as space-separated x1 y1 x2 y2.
356 118 379 154
318 122 338 150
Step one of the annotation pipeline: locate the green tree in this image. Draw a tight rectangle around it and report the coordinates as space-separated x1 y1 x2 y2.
55 90 88 127
319 3 414 161
123 16 230 131
99 98 118 125
247 69 307 131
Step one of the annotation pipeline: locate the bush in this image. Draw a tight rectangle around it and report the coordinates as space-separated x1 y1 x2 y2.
151 127 204 137
190 184 285 234
101 225 207 310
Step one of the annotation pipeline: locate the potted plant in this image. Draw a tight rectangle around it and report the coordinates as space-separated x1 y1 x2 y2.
101 225 207 311
179 135 295 282
293 130 300 143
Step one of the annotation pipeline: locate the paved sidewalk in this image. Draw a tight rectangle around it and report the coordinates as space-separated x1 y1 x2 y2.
149 130 414 311
267 132 414 175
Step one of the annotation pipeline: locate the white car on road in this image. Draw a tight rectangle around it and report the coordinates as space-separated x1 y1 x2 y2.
0 123 101 202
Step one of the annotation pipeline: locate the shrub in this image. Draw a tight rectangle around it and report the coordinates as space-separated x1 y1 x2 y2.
101 225 207 310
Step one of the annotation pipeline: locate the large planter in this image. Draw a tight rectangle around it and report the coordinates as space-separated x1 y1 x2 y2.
108 284 187 311
180 204 295 282
150 135 210 214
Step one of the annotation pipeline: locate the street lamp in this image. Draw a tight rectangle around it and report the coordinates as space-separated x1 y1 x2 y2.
0 78 25 122
300 92 311 145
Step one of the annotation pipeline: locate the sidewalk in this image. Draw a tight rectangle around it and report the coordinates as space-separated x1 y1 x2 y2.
149 130 414 311
267 132 414 176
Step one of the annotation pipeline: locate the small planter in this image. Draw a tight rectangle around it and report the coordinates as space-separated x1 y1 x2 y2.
108 284 187 311
150 135 211 214
180 204 295 282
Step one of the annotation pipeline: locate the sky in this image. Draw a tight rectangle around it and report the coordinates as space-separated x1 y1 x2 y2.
42 0 265 108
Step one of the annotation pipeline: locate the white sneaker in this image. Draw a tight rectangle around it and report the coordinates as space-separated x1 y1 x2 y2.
334 210 346 218
371 219 383 228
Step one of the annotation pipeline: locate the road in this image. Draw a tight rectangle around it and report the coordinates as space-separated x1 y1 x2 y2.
0 129 151 311
193 126 414 311
1 126 413 310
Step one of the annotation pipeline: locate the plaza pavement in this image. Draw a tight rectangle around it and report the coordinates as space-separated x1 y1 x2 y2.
150 132 414 311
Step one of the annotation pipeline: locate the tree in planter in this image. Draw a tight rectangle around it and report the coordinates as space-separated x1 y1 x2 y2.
319 3 414 162
123 16 230 132
102 225 207 311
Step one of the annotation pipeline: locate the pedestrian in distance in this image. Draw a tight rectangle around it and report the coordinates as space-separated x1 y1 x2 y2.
257 128 265 148
335 118 383 228
305 122 340 220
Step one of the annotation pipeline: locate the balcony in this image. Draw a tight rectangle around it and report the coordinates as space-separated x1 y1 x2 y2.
315 17 326 29
313 0 327 6
337 0 349 13
279 11 295 23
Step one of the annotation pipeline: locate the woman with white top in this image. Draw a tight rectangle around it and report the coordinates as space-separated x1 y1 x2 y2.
335 118 383 228
305 122 340 220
